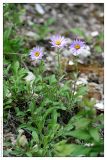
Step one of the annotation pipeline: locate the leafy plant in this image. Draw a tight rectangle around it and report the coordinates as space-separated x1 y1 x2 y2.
3 4 104 157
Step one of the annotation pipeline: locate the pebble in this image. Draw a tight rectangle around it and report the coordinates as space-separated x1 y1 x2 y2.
94 101 104 111
91 31 99 37
68 60 74 66
88 82 102 100
46 56 53 62
35 4 45 15
25 31 38 39
76 77 88 85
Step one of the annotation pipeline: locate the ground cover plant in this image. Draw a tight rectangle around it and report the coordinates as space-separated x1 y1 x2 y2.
3 4 104 157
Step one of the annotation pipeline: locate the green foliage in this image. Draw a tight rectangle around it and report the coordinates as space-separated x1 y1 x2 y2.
70 28 85 37
4 26 24 54
54 140 91 156
69 28 92 43
97 32 104 41
95 45 102 53
4 63 104 156
3 4 23 26
3 4 104 157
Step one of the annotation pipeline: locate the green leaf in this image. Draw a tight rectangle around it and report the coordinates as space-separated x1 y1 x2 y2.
15 108 26 116
4 105 12 109
32 131 39 144
54 140 74 156
89 128 100 142
63 123 74 132
67 129 90 140
49 74 57 84
4 99 12 105
27 101 35 113
4 26 12 41
70 28 85 37
18 125 36 132
70 145 91 156
60 84 70 92
95 45 102 53
26 152 32 157
73 118 90 129
45 18 55 26
76 85 88 97
54 140 91 156
13 61 20 74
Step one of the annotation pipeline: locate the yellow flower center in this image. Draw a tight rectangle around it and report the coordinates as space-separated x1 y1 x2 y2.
74 44 80 50
35 51 40 57
55 40 61 45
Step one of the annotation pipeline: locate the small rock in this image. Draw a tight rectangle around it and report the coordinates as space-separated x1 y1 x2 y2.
68 60 74 65
25 31 39 39
94 101 104 111
102 52 104 58
46 56 53 62
91 31 99 37
99 12 104 18
27 20 34 26
35 4 45 15
76 77 88 85
88 82 102 100
88 72 99 83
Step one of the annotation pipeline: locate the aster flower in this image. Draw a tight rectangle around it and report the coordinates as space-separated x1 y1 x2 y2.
29 46 43 60
70 39 85 56
50 35 67 48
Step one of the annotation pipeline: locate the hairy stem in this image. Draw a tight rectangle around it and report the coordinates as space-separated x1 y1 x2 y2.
57 49 61 80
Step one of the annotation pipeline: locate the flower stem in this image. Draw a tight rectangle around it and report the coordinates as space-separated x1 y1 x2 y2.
70 56 79 109
57 50 61 80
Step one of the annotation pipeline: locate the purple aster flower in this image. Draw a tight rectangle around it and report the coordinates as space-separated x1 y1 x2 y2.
29 46 43 60
70 39 85 56
50 35 67 48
